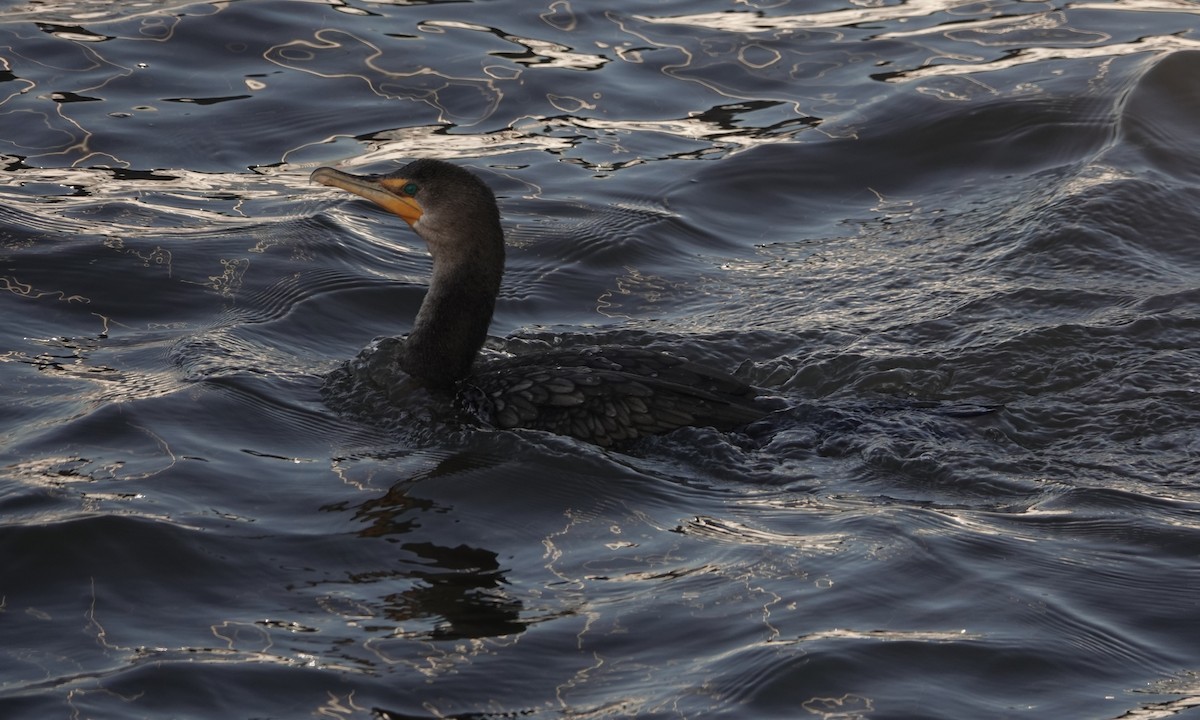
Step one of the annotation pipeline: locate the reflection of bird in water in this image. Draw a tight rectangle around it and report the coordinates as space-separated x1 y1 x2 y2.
312 159 770 447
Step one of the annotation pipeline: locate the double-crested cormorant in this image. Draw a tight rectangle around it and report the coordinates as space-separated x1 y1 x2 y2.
312 158 770 446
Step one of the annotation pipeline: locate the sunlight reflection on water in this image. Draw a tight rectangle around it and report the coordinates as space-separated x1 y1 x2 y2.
2 1 1200 719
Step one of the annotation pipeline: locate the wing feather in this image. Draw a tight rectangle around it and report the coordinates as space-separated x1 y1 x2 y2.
463 346 768 446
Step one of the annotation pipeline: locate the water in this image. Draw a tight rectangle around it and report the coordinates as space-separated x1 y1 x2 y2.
2 1 1200 718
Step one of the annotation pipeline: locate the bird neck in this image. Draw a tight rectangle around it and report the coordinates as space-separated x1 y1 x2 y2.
400 232 504 391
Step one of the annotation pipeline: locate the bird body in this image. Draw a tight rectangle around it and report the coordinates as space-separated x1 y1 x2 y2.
312 159 769 446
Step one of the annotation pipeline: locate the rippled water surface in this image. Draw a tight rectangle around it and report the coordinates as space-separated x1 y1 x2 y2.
3 1 1200 718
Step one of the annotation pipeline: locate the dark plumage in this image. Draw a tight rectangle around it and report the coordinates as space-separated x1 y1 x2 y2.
311 159 769 446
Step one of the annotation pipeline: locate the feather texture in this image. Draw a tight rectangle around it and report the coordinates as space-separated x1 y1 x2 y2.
313 159 771 447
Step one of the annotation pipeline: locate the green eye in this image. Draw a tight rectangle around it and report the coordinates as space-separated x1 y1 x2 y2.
402 182 419 196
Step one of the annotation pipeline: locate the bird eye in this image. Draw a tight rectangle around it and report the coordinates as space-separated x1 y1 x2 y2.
402 182 419 196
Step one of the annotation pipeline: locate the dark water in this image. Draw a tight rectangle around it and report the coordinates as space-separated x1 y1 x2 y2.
3 1 1200 718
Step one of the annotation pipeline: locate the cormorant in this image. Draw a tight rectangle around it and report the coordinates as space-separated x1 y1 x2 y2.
312 159 770 446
